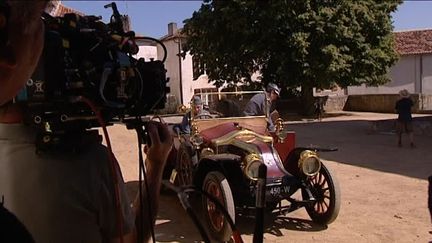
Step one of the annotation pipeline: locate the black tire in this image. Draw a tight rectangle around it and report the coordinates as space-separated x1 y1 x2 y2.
302 164 341 225
202 171 235 242
265 202 279 214
175 143 194 186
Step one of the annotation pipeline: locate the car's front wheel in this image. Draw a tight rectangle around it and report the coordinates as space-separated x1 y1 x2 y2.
176 143 194 186
302 164 341 225
202 171 235 242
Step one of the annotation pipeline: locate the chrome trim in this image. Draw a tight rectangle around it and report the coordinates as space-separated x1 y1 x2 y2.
212 129 273 146
266 182 283 187
191 121 199 136
200 147 215 158
194 115 267 122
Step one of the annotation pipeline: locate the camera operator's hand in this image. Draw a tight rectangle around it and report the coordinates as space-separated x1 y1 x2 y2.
144 121 173 171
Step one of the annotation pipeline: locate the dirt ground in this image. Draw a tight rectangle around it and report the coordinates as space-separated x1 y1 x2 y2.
106 111 432 243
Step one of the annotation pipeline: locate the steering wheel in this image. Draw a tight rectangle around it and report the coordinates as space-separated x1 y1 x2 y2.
194 114 214 119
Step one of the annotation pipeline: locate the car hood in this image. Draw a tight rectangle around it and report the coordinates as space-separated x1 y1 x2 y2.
200 122 287 179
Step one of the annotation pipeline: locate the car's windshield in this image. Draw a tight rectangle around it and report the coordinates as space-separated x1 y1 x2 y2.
192 91 269 119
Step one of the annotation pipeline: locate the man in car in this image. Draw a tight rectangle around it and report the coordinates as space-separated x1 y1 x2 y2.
244 83 281 132
0 1 173 242
174 95 210 134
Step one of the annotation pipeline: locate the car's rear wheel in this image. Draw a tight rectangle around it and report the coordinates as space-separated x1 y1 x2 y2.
202 171 235 242
176 144 194 186
302 164 341 225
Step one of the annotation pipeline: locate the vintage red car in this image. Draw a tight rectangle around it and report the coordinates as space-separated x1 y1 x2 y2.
164 91 340 242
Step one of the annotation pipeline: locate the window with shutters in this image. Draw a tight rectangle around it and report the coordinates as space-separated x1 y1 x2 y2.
192 55 206 80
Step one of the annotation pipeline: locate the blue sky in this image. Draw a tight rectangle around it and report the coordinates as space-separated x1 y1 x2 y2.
64 1 203 38
392 1 432 31
64 1 432 38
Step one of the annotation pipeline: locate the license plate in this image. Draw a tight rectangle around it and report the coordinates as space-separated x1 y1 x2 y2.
269 186 290 196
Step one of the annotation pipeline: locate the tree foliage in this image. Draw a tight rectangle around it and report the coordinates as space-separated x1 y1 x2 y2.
182 0 401 92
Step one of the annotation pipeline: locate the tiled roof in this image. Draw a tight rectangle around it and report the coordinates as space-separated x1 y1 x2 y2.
394 29 432 55
46 1 85 17
55 4 85 17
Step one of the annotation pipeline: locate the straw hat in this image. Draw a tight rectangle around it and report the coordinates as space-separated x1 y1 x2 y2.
399 89 410 98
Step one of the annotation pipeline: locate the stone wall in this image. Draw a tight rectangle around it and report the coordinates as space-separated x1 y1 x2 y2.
342 94 432 113
419 94 432 110
323 96 348 112
320 94 432 113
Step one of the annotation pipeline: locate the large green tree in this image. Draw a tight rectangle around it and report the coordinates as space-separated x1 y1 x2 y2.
182 0 401 114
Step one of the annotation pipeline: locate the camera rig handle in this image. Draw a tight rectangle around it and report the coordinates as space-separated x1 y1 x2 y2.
104 2 124 34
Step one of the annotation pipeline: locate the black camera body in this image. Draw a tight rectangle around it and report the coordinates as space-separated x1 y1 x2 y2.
16 9 169 134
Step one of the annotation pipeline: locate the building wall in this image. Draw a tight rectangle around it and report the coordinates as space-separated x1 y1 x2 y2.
181 53 216 106
347 54 432 95
159 38 216 106
422 55 432 94
158 39 182 106
135 45 157 61
180 50 195 105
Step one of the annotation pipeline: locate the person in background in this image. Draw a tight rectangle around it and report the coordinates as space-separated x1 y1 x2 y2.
0 1 173 242
395 89 415 148
314 96 325 122
244 83 280 131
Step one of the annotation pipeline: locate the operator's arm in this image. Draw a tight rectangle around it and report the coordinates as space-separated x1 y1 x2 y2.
111 122 173 243
134 122 173 242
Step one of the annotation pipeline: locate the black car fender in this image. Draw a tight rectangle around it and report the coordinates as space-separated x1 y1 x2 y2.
193 154 243 187
283 148 311 178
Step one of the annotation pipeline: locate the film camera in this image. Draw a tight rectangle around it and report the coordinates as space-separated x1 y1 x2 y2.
15 3 169 138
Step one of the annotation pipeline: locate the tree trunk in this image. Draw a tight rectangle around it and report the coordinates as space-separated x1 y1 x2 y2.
300 84 315 116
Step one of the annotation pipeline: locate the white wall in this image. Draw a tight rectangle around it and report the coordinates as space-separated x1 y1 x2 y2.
135 45 157 61
347 55 417 95
158 38 216 106
158 39 181 105
181 51 216 106
422 54 432 94
347 53 432 95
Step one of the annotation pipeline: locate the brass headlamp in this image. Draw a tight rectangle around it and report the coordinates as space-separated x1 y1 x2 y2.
298 150 322 176
244 153 263 180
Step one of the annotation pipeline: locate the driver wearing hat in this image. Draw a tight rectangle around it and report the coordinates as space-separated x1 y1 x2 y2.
175 95 210 134
244 83 281 131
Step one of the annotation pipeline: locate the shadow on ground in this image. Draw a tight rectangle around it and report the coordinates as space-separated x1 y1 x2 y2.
235 214 327 238
290 119 432 180
124 181 327 242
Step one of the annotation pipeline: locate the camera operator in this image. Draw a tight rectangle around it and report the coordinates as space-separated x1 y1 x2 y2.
0 1 173 242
